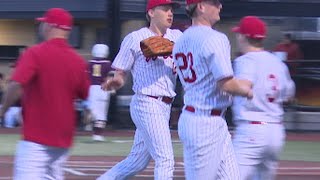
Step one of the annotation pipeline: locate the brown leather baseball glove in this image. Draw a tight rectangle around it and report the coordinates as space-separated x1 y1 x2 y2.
140 36 174 58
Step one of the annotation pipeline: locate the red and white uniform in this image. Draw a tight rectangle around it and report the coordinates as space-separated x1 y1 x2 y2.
173 26 240 180
113 28 180 97
98 27 182 180
232 51 295 180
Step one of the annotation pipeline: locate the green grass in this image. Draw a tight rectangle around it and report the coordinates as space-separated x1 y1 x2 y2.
71 136 183 156
281 141 320 161
0 135 184 157
0 134 319 162
0 134 20 155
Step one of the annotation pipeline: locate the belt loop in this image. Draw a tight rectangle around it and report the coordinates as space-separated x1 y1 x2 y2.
147 95 173 104
185 105 223 117
249 121 282 125
185 106 195 112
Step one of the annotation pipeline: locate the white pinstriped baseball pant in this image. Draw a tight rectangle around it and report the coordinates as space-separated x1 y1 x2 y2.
178 110 240 180
97 94 174 180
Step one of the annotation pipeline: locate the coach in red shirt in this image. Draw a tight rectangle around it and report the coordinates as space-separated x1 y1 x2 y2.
0 8 90 179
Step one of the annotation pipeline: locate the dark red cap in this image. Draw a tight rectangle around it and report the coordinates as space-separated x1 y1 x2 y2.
36 8 73 31
146 0 180 11
232 16 267 39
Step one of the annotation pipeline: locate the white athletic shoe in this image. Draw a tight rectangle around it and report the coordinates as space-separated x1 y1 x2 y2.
92 135 105 142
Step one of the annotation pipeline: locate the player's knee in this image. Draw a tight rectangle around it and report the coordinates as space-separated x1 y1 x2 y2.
93 120 106 128
155 156 174 168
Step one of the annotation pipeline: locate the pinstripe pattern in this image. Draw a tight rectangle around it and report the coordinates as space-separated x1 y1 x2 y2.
97 94 174 180
97 27 182 180
130 95 174 179
178 111 240 180
97 129 152 180
216 136 240 180
112 27 182 97
173 25 239 179
173 26 233 110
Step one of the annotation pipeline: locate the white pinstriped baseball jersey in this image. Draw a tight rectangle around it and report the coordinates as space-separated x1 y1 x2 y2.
97 27 182 180
232 51 295 123
112 27 182 97
173 26 240 180
173 26 233 109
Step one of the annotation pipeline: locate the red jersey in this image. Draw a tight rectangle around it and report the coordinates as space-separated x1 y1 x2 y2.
11 38 90 148
274 42 303 60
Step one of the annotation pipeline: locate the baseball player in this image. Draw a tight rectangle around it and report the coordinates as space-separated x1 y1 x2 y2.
0 8 90 179
172 0 253 179
231 16 295 180
87 44 114 141
98 0 182 179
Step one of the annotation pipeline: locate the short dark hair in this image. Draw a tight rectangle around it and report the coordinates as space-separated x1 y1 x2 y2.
0 73 3 80
247 37 264 48
186 0 221 18
146 13 150 22
186 4 197 18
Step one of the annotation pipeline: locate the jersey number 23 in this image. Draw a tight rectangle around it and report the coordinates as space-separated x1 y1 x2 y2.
175 52 197 83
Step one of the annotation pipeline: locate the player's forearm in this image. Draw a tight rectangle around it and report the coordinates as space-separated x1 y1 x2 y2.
1 81 22 115
101 69 127 91
219 77 252 97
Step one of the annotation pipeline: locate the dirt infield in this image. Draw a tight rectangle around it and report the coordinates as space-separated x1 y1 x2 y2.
1 128 320 179
1 156 320 180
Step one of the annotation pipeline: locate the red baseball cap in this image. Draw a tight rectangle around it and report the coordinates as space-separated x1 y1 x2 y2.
232 16 267 39
146 0 180 11
36 8 73 31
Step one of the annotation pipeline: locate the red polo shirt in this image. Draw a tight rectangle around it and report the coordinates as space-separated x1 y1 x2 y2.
11 38 90 148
